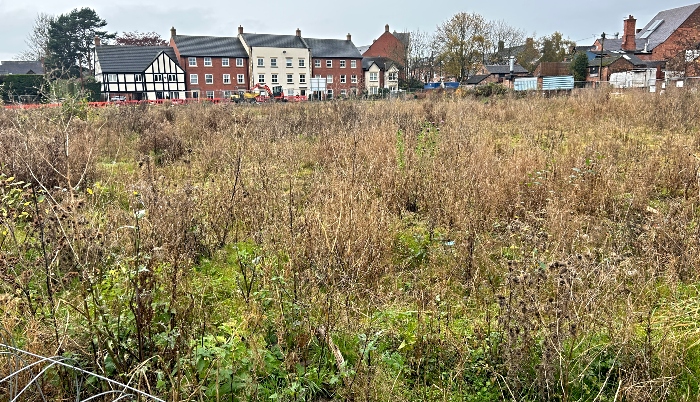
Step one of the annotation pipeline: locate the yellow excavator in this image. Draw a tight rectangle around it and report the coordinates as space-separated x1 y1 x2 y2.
231 85 286 103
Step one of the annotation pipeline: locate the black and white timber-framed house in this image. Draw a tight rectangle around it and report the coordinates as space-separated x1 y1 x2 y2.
94 40 186 101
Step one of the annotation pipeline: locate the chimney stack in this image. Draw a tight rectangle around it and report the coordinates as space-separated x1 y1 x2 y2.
170 26 176 38
94 36 100 47
498 40 504 52
238 25 243 35
296 28 301 37
347 33 352 41
385 24 390 33
622 15 637 51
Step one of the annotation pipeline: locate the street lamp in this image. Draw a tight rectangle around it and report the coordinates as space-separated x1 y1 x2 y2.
599 32 606 88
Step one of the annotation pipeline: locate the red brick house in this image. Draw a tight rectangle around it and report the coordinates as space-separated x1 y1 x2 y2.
306 34 363 98
169 27 249 99
362 24 409 75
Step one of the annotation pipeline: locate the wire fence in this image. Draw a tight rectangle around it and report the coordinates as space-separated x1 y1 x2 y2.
0 330 164 402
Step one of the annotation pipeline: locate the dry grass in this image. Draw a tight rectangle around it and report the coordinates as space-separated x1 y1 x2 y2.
1 89 700 401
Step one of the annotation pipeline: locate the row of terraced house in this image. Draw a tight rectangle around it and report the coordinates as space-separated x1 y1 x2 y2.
94 24 407 101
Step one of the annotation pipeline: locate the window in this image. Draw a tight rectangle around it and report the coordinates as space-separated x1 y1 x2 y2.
271 74 278 84
236 58 244 67
299 74 306 84
299 58 305 67
340 60 346 68
327 89 333 98
168 74 177 82
388 72 398 81
351 60 356 68
237 74 245 84
206 91 214 99
271 58 277 67
204 74 213 84
154 74 163 82
287 74 293 84
188 57 197 66
223 90 233 98
222 58 229 67
314 59 321 68
286 58 293 67
351 74 357 83
327 74 333 83
223 74 231 84
314 74 321 78
340 89 347 96
340 75 346 83
326 60 332 68
107 74 117 82
369 87 378 95
258 74 265 83
369 72 378 82
190 74 198 84
257 58 264 67
204 57 212 66
134 74 143 82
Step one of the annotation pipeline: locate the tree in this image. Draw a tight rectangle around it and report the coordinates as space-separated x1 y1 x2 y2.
570 51 589 84
517 37 541 72
16 13 54 61
487 20 526 63
434 12 490 82
407 28 437 82
115 31 167 46
45 8 114 78
539 32 574 63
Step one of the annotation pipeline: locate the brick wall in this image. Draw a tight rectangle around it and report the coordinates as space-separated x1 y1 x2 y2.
311 58 363 96
178 56 249 97
362 31 406 67
652 7 700 61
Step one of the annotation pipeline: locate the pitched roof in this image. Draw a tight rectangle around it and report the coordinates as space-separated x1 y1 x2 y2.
0 61 44 75
637 3 700 51
172 35 247 57
356 45 371 54
305 38 362 58
483 64 529 74
392 32 410 46
96 46 179 73
362 56 397 70
465 74 489 84
240 33 308 49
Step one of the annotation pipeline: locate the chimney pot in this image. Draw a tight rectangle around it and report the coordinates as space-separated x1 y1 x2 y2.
385 24 390 33
296 28 301 37
238 25 243 35
170 26 176 38
94 36 100 47
347 33 351 41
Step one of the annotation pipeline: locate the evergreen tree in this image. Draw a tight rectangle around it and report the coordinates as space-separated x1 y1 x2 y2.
570 52 589 84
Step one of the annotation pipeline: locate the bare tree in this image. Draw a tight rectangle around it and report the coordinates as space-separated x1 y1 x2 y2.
407 28 436 82
487 19 526 63
434 12 491 82
15 13 55 61
115 31 167 46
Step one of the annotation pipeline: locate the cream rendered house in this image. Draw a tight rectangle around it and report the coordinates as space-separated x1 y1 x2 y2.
238 27 312 97
362 57 400 95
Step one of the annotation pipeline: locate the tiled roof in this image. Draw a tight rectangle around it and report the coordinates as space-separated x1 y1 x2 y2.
96 46 178 73
392 32 410 46
362 56 397 70
305 38 362 58
0 61 44 75
465 74 489 84
240 33 308 49
637 3 700 51
356 45 371 54
172 35 247 57
483 64 528 74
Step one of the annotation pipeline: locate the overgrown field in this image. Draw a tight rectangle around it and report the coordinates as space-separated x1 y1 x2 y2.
2 91 700 401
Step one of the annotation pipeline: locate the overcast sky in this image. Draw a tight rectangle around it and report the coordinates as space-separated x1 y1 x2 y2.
0 0 696 61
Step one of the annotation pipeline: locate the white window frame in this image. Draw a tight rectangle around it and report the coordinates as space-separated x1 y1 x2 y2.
287 74 293 84
190 74 198 84
340 75 346 83
271 58 278 68
237 74 245 84
271 74 278 84
314 59 321 68
236 58 244 67
258 74 265 83
388 72 398 81
205 74 213 84
340 60 346 68
326 60 332 68
370 72 378 82
327 74 333 83
188 57 197 66
222 58 230 67
206 90 214 99
340 89 347 96
257 58 264 67
107 74 117 82
286 58 293 67
299 58 305 67
351 60 356 68
204 57 212 67
223 74 231 84
327 89 333 97
369 87 378 95
351 74 357 83
299 74 306 84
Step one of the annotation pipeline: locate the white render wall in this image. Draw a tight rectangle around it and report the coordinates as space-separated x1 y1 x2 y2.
248 47 311 96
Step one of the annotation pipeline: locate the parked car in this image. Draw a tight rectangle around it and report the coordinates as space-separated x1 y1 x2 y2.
110 96 126 102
